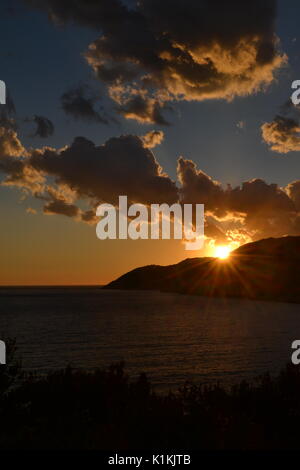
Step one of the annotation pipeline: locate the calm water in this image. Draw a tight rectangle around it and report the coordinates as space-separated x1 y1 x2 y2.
0 287 299 390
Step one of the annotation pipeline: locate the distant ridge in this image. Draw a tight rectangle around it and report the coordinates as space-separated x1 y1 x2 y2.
105 236 300 303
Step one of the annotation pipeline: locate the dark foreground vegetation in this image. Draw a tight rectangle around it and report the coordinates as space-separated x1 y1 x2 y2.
1 340 300 450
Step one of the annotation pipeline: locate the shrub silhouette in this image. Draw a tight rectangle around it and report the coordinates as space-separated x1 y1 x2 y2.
0 337 22 395
0 359 300 449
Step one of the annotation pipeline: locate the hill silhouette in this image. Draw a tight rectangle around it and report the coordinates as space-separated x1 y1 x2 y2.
105 236 300 303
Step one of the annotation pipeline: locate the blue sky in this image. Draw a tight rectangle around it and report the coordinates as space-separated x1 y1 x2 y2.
1 0 300 189
1 0 300 284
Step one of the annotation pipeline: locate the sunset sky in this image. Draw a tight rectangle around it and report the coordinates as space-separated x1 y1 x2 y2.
1 0 300 285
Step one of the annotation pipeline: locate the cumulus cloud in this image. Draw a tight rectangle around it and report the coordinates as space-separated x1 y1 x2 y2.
286 180 300 210
261 101 300 153
141 130 164 148
177 155 298 242
0 129 178 220
61 85 110 124
177 157 224 213
29 134 178 206
228 178 293 215
0 126 24 157
2 124 300 247
25 0 286 124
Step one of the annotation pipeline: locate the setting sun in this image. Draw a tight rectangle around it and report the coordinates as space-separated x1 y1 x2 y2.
215 245 231 259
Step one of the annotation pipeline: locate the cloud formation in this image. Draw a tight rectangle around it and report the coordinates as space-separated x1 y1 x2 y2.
1 91 54 139
2 124 300 248
29 115 55 138
261 101 300 153
29 134 178 206
61 85 110 124
25 0 286 124
0 129 178 222
141 130 164 148
177 155 298 242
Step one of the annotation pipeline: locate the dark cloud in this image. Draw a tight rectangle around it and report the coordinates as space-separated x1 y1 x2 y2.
286 180 300 211
178 153 294 219
177 156 297 241
0 130 178 219
1 91 54 139
61 85 110 124
80 209 98 225
29 134 178 206
108 79 173 124
228 178 293 215
261 101 300 153
113 93 171 125
0 91 54 140
25 0 286 124
177 157 224 213
0 85 53 139
43 199 79 218
29 115 55 138
2 125 300 246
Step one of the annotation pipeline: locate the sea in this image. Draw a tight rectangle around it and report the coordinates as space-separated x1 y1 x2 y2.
0 286 299 391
